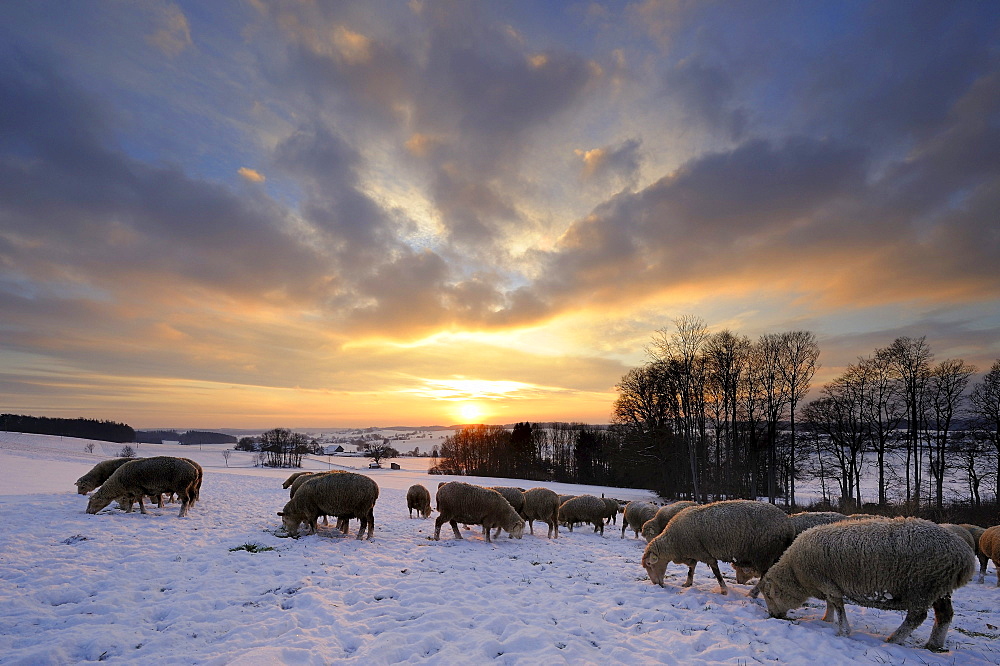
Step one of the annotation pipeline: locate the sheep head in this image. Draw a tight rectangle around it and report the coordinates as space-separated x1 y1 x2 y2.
86 495 113 514
508 517 525 539
641 522 659 542
758 574 797 619
642 543 669 587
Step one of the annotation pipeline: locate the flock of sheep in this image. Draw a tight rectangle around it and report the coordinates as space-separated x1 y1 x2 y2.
75 457 1000 652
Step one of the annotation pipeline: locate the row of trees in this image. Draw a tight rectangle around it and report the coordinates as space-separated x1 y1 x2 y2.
611 316 1000 509
236 429 323 467
612 316 820 503
803 341 1000 509
135 430 237 445
0 414 135 443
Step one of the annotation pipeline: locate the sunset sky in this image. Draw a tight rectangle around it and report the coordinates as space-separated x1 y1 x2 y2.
2 1 999 429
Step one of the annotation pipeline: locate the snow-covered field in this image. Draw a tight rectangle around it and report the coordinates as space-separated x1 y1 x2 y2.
1 433 997 665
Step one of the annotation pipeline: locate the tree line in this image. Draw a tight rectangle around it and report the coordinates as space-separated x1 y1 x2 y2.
611 316 1000 511
0 414 135 443
235 428 322 467
135 430 237 445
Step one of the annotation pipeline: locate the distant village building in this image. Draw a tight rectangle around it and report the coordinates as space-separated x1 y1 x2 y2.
324 445 345 454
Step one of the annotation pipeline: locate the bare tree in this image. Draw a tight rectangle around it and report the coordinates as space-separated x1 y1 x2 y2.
221 449 232 467
777 331 819 507
925 359 975 508
970 359 1000 502
757 334 790 503
861 349 905 505
885 336 933 506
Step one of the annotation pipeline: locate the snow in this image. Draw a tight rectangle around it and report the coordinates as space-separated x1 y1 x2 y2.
1 432 998 665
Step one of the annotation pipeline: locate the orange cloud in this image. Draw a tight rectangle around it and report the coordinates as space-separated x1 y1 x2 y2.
237 167 265 183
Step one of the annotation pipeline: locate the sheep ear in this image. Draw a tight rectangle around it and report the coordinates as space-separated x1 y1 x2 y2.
648 552 659 564
277 512 284 516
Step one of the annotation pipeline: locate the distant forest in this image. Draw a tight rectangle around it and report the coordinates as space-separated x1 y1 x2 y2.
0 414 135 443
135 430 237 445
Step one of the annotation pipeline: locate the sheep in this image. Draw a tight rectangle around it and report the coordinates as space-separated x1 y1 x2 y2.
488 487 527 539
75 458 134 494
558 495 608 534
86 457 200 518
960 523 989 583
282 471 315 489
641 499 794 597
434 482 525 543
641 501 698 542
278 471 379 539
406 484 433 518
940 523 977 554
601 496 621 525
521 487 560 539
759 517 976 651
289 471 326 499
622 501 658 539
733 511 848 584
558 494 577 506
979 525 1000 587
139 456 203 510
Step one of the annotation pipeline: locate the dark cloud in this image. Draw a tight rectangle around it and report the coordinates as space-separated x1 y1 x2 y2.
576 138 643 187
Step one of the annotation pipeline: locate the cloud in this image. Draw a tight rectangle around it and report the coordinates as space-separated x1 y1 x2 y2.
147 3 192 57
238 167 265 183
575 138 642 186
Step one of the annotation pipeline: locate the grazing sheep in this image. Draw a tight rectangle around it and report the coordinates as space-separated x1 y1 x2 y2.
622 501 659 539
521 487 560 539
558 494 577 506
86 457 200 518
601 496 621 525
760 517 976 651
979 525 1000 587
289 471 326 499
278 472 379 539
641 501 698 542
282 471 315 489
960 524 989 583
642 499 794 597
558 495 608 534
489 487 527 539
406 484 433 518
434 482 525 543
75 458 134 494
734 511 848 584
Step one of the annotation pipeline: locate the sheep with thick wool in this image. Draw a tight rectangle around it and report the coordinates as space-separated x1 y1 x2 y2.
406 484 433 518
75 458 134 494
434 482 525 543
960 523 989 583
521 487 560 539
642 499 793 597
734 511 848 584
979 525 1000 587
622 501 658 539
941 523 977 554
86 457 200 518
558 495 608 535
760 517 976 651
488 487 527 539
641 501 698 542
278 471 378 539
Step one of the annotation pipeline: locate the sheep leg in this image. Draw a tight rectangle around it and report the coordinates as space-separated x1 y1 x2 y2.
527 519 534 536
137 495 148 514
177 498 190 518
708 561 728 595
829 598 851 637
924 595 954 651
449 520 463 540
683 563 697 587
433 515 445 540
821 601 835 622
621 522 627 538
887 607 928 646
483 523 492 544
550 520 558 539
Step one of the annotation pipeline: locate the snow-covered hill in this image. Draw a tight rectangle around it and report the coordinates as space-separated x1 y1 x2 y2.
0 433 997 664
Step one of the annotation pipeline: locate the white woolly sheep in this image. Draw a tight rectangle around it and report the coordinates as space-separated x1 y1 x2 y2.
278 471 379 539
960 523 989 583
622 501 658 539
434 482 525 543
979 525 1000 587
406 484 432 518
941 523 977 554
641 501 698 542
760 517 976 651
558 495 608 535
521 487 560 539
733 511 849 584
642 499 794 597
86 457 200 518
282 471 314 489
75 458 134 494
489 487 527 539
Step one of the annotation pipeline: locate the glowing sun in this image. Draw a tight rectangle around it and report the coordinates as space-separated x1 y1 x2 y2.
456 402 486 423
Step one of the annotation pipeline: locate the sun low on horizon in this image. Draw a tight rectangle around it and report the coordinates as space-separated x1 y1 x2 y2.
1 1 999 430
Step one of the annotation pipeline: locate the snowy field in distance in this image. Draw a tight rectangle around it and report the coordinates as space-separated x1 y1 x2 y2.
1 432 998 665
